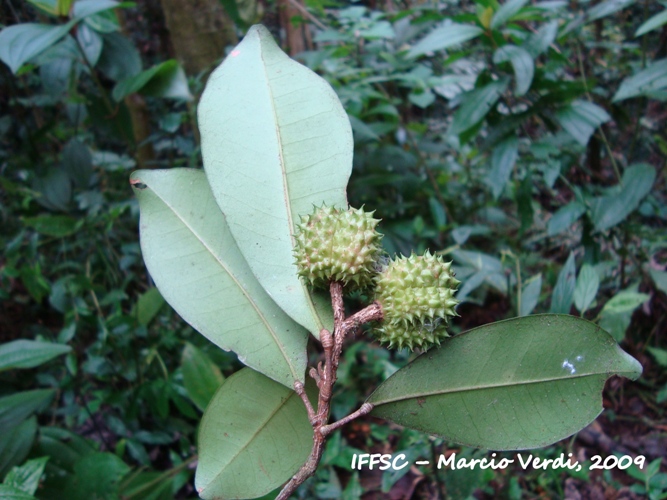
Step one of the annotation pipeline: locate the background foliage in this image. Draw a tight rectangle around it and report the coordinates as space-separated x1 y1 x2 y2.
0 0 665 498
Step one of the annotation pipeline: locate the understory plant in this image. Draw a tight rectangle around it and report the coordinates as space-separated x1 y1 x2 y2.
131 25 642 499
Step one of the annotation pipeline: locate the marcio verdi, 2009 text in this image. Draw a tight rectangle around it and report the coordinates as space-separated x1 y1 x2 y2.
351 453 647 472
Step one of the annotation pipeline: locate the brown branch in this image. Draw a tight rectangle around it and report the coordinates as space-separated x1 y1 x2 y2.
276 284 384 500
320 403 374 435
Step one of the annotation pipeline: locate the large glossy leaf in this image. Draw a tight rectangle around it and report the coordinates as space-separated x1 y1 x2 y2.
491 0 530 29
97 32 142 81
587 0 636 22
113 60 191 101
547 201 585 236
0 390 54 430
590 163 656 231
75 23 103 66
72 0 121 18
573 264 599 314
487 135 519 199
0 485 36 500
22 216 81 238
407 22 484 58
524 20 558 57
63 452 130 500
0 340 71 372
35 427 96 473
0 21 77 74
195 368 313 500
198 25 345 336
63 139 93 189
520 274 541 317
612 59 667 102
368 315 642 450
131 168 308 388
181 342 224 411
550 252 576 314
555 100 610 146
493 45 534 96
0 418 37 478
4 457 49 496
449 79 509 136
635 9 667 37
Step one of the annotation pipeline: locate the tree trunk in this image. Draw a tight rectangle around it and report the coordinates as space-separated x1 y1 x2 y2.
159 0 238 76
278 0 312 56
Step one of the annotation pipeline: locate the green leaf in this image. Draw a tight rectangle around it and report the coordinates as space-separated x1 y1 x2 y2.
550 252 576 314
0 21 77 74
26 0 59 16
75 23 103 66
35 427 96 473
139 61 191 100
547 201 585 236
3 457 49 496
0 390 54 430
599 310 631 343
601 291 650 315
97 32 141 81
0 485 36 500
0 418 37 479
112 60 191 101
520 274 542 316
488 135 519 200
72 0 121 18
524 20 558 57
63 452 130 500
449 79 509 136
83 9 120 33
62 139 93 189
195 369 313 499
134 287 164 326
199 25 344 337
650 269 667 295
573 264 599 314
0 340 71 372
32 168 71 212
349 116 380 142
407 22 484 58
131 168 308 388
409 89 436 108
647 347 667 368
217 0 250 30
368 315 642 450
491 0 530 29
555 100 610 146
493 45 534 96
22 215 81 238
181 343 224 411
57 0 75 15
635 9 667 37
587 0 636 22
590 163 656 232
612 59 667 102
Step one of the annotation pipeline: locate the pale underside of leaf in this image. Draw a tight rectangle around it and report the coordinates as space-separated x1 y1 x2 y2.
368 315 641 450
199 25 350 337
132 168 308 388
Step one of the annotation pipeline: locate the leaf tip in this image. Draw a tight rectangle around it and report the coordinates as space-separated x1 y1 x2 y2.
129 173 147 190
619 349 643 381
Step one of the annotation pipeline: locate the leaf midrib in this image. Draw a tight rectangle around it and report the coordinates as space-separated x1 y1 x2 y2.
149 181 299 383
258 36 325 333
203 391 297 493
370 371 618 406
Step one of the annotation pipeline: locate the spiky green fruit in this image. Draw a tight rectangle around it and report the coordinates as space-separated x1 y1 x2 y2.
373 252 460 350
294 205 382 289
